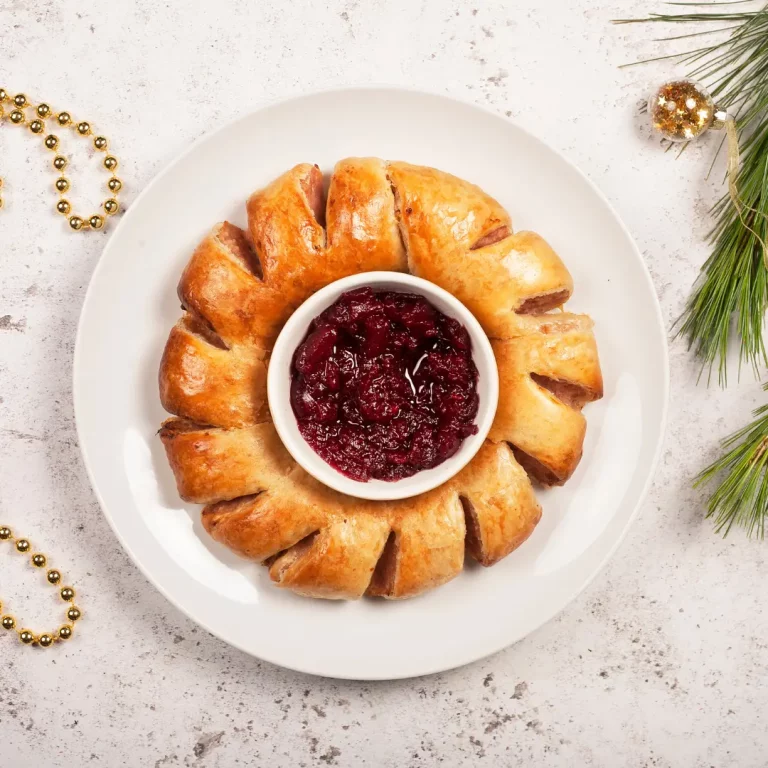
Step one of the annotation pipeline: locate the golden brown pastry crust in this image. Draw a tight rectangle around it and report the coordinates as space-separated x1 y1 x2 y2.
158 419 293 504
159 158 603 600
490 313 603 485
199 453 468 600
387 162 573 337
456 441 542 566
159 314 269 430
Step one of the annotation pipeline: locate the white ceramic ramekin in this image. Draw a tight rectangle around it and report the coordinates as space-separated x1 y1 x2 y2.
267 272 498 501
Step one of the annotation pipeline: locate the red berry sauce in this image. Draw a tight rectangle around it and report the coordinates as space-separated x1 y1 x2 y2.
290 287 479 482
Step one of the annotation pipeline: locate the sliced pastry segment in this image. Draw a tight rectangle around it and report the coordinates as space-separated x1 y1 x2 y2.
366 486 466 599
159 419 294 504
177 221 270 347
159 313 268 429
454 440 542 567
386 161 511 256
326 157 408 274
201 484 326 563
269 514 392 600
246 163 327 302
490 314 602 485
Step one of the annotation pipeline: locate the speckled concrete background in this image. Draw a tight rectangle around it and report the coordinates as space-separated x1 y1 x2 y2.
1 1 767 765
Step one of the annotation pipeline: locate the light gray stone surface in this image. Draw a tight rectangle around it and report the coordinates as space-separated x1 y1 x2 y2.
2 1 766 765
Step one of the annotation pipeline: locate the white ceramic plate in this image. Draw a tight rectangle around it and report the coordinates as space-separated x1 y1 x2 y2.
74 87 668 680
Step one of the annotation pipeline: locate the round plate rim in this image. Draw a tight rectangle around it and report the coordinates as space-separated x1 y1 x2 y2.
73 85 670 680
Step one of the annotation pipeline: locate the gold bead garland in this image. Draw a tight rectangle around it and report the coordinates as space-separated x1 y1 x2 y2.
0 525 80 648
0 88 122 230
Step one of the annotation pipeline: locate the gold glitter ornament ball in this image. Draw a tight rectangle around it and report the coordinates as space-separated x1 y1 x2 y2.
648 79 715 142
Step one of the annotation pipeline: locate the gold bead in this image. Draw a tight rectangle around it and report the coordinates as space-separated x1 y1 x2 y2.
103 199 119 215
47 569 62 584
13 93 27 108
55 177 70 193
37 103 51 118
38 634 54 648
44 134 59 150
0 526 11 540
9 110 24 124
29 119 44 134
19 630 35 645
53 156 67 171
0 88 7 101
107 177 122 193
31 553 46 568
15 539 30 553
1 616 15 630
68 216 84 231
93 136 108 151
76 121 91 135
56 200 71 215
66 606 82 622
104 155 118 171
60 587 75 602
56 111 71 126
58 625 73 641
89 214 104 230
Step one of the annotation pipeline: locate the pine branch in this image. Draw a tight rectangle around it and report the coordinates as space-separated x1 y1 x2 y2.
617 3 768 536
616 3 768 385
695 386 768 536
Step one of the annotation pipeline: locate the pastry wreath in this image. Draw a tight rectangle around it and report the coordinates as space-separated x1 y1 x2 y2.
158 158 603 600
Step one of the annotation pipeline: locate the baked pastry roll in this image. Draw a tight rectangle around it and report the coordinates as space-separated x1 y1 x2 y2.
159 159 603 599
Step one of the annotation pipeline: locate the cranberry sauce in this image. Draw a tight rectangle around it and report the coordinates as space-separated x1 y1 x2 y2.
290 287 479 482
